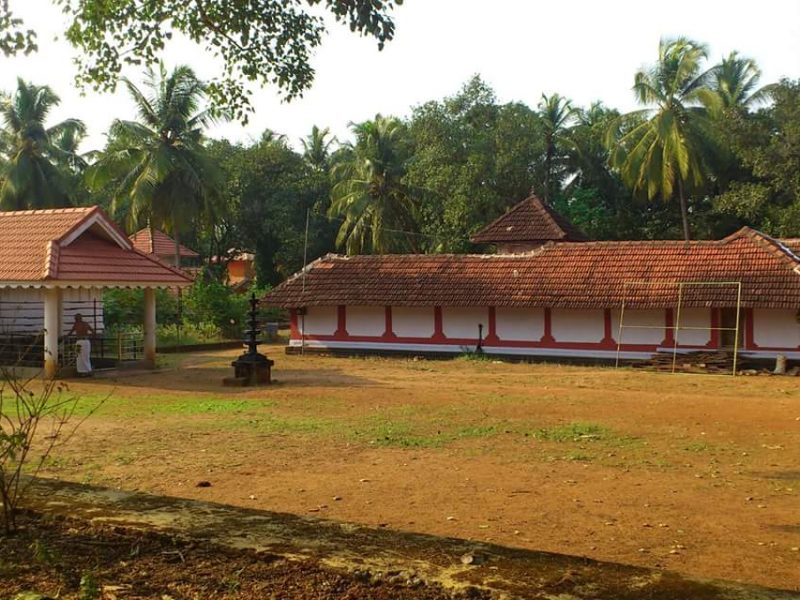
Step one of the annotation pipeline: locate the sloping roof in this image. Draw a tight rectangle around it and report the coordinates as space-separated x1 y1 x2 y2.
130 228 200 258
0 207 193 287
470 195 587 244
264 228 800 310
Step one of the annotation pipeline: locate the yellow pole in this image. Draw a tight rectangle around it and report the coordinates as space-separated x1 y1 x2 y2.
672 283 683 374
615 287 627 369
732 282 742 376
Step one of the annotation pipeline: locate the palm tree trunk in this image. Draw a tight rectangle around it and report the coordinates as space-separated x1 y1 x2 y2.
677 178 691 242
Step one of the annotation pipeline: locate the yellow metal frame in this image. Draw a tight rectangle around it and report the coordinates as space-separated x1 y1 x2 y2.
614 281 743 376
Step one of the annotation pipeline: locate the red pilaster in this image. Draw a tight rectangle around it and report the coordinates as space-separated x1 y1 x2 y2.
486 307 499 343
745 308 757 349
601 308 615 347
709 308 721 348
663 308 675 346
433 306 446 341
289 309 300 339
335 305 347 338
541 307 555 344
383 306 396 339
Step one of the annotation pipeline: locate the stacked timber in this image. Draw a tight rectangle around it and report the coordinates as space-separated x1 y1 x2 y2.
633 351 736 374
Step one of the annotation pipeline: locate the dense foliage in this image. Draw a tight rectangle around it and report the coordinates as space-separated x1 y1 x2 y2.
1 39 798 288
0 0 403 122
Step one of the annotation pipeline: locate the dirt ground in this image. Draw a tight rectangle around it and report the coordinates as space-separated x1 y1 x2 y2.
31 346 800 591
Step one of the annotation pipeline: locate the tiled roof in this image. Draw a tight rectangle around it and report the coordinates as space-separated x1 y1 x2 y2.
130 228 200 258
0 207 192 286
264 228 800 310
470 195 587 244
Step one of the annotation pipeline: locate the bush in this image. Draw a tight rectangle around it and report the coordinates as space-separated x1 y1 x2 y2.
103 288 178 329
183 279 248 338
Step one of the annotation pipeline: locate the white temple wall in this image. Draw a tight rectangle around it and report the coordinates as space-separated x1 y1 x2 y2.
346 306 385 337
441 307 488 340
495 307 545 341
300 306 337 336
392 306 435 338
753 309 800 348
551 309 605 343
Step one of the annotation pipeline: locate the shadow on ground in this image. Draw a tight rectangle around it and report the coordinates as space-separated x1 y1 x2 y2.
24 478 797 599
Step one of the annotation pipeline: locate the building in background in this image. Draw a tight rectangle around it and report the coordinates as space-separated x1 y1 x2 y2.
265 196 800 362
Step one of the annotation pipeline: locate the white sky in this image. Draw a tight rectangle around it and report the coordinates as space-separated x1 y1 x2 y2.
2 0 799 152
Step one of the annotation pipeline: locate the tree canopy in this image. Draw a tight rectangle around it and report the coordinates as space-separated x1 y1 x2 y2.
0 0 404 122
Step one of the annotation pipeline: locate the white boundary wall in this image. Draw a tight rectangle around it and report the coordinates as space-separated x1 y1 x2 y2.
300 306 337 336
392 307 435 338
753 309 800 348
442 307 487 339
551 309 604 343
347 306 385 337
495 307 545 341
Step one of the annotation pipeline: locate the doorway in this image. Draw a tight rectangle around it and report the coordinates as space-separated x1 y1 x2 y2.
719 308 741 349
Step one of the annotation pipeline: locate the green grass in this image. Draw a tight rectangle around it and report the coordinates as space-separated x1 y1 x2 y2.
535 422 611 442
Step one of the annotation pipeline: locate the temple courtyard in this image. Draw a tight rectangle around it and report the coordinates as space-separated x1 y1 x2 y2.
30 347 800 591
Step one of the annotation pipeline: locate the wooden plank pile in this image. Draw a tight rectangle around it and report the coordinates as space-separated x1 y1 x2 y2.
633 351 735 374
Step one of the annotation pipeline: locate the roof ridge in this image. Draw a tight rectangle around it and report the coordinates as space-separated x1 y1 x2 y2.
0 206 95 217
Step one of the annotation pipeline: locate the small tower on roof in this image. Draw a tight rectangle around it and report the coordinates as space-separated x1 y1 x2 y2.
470 195 587 253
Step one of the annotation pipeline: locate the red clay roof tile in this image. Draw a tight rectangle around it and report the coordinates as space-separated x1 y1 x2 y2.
264 228 800 310
470 195 587 244
130 228 200 258
0 207 192 286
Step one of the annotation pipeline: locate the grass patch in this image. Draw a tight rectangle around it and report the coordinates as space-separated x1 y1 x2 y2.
236 414 343 436
535 422 611 442
356 419 502 448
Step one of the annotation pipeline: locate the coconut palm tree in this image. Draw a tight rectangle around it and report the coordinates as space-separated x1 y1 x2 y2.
538 93 576 202
0 79 86 210
328 115 419 254
87 64 223 267
705 52 769 114
608 38 716 241
301 125 335 172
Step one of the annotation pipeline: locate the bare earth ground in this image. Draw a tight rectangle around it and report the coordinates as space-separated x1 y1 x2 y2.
32 346 800 591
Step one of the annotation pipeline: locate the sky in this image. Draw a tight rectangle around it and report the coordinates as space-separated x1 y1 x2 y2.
2 0 799 152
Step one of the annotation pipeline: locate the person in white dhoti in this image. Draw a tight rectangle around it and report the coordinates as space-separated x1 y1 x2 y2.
67 314 94 376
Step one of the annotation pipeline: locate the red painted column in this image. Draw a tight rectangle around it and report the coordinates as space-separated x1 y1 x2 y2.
601 308 615 347
745 308 757 349
433 306 446 341
334 305 347 338
709 308 721 348
663 308 675 347
289 309 300 340
383 306 396 339
486 307 499 343
541 307 555 344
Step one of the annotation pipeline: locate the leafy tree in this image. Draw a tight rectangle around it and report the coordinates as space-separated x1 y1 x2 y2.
407 76 546 251
301 125 336 172
705 51 770 113
0 79 86 210
608 37 717 241
207 133 335 285
713 79 800 236
86 64 223 267
0 1 404 121
329 114 419 254
538 93 576 202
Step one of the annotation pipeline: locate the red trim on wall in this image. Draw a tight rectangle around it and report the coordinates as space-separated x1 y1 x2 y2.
541 308 555 344
486 306 499 343
289 309 299 338
663 309 674 346
334 305 347 338
744 308 756 349
601 309 615 347
432 306 446 341
384 306 396 339
709 308 721 349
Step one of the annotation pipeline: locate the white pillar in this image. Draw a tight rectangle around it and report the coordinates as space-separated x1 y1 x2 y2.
43 287 60 378
143 287 156 366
